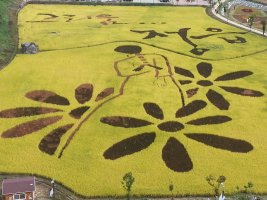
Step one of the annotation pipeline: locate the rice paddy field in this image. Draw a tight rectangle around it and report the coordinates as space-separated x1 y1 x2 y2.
0 4 267 197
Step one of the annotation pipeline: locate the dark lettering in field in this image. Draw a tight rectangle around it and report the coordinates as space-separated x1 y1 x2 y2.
130 30 168 39
96 14 121 26
166 28 210 56
63 14 76 22
218 36 247 44
130 27 248 55
26 13 86 23
26 13 59 22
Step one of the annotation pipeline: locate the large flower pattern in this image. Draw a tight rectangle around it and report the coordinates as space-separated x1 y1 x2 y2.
100 101 253 172
0 83 114 155
174 62 264 110
0 57 263 173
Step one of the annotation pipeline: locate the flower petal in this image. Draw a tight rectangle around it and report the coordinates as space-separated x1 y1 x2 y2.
179 80 192 85
186 88 199 98
103 132 156 160
143 102 164 120
25 90 70 105
197 80 213 87
176 100 207 118
75 83 94 104
0 107 62 118
69 106 90 119
206 89 230 110
186 115 232 125
185 133 253 153
162 137 193 172
100 116 153 128
1 116 63 138
196 62 212 78
220 86 264 97
39 124 74 155
174 66 195 78
157 121 184 132
215 71 253 81
95 87 114 102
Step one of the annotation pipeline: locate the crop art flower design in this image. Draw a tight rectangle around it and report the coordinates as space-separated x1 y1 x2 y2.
100 101 253 172
0 83 114 155
174 62 264 110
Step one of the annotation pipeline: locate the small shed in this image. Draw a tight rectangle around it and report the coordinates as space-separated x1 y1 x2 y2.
2 177 35 200
21 43 39 54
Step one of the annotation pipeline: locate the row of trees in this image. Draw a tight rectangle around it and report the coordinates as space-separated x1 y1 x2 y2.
247 14 266 35
121 172 259 200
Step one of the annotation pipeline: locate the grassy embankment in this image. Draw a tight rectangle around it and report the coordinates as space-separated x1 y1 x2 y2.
0 0 19 68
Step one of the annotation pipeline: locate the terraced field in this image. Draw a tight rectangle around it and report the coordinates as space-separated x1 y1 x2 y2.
0 4 266 197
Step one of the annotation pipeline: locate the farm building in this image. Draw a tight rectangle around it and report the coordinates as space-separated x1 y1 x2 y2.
2 177 35 200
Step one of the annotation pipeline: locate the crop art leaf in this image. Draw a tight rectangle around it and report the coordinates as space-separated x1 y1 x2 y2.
25 90 70 105
1 116 63 138
39 124 74 155
186 115 232 125
143 102 164 120
185 133 253 153
75 83 94 104
196 62 212 78
103 132 156 160
219 86 264 97
162 137 193 172
69 106 90 119
0 107 62 118
186 88 199 98
175 100 207 118
174 66 195 78
100 116 153 128
206 89 229 110
95 87 114 102
214 71 253 81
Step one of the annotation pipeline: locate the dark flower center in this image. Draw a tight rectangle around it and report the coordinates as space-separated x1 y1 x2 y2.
197 80 213 87
157 121 184 132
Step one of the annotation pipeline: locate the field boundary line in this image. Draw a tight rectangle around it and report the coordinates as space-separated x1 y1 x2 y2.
36 40 267 61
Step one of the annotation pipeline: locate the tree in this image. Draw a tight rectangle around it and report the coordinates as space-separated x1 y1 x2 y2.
223 6 227 14
121 172 135 200
247 14 257 29
234 182 254 200
169 182 174 200
261 20 266 35
206 175 226 197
